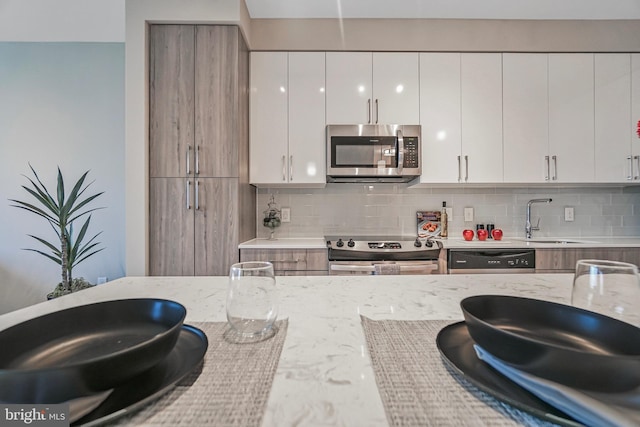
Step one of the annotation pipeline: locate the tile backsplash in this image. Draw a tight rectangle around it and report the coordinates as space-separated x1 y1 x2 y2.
255 185 640 240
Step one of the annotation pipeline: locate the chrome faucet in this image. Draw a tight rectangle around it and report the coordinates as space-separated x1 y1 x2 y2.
525 198 552 239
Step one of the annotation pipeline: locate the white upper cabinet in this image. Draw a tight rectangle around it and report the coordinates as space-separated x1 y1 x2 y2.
548 54 595 182
460 53 504 183
633 54 640 177
503 54 549 183
326 52 419 125
595 54 633 183
250 52 326 186
288 52 326 185
419 53 502 184
419 53 462 183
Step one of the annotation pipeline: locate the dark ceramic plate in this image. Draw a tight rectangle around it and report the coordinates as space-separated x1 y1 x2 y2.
74 324 208 426
436 321 580 427
0 299 187 403
461 295 640 392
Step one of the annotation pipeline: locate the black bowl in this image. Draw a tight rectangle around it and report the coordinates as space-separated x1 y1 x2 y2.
461 294 640 392
0 298 186 403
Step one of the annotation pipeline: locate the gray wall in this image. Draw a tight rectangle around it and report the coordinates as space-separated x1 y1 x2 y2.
0 42 125 313
256 186 640 240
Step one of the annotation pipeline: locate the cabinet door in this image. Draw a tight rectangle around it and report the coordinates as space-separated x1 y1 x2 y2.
249 52 289 184
194 178 239 275
632 54 640 180
289 52 326 184
595 54 632 183
149 178 195 275
149 25 195 178
418 53 462 183
503 54 549 183
461 53 503 183
326 52 373 124
549 54 595 182
372 53 420 124
195 26 240 178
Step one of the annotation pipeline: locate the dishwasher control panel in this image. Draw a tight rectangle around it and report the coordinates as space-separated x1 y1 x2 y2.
448 250 536 273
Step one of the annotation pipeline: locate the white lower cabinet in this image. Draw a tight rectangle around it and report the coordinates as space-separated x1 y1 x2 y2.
250 52 326 186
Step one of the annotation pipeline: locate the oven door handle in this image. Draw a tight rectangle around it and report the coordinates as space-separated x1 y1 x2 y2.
330 264 376 273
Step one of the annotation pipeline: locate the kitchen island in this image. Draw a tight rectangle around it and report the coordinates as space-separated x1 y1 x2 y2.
0 274 575 426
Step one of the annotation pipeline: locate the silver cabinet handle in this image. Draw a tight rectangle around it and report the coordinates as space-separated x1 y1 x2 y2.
367 99 372 124
628 156 633 180
457 156 462 182
375 99 379 124
396 130 404 173
552 155 558 181
186 145 191 175
195 180 199 210
545 155 550 181
289 155 293 181
282 155 286 181
635 156 640 180
195 145 200 175
186 180 191 210
465 155 469 182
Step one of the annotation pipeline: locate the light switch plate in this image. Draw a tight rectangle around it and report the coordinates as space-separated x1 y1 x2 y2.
281 207 291 223
464 207 474 222
564 207 574 222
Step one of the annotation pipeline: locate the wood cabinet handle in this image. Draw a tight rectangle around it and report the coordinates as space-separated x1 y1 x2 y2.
289 155 293 181
545 155 550 181
186 145 191 175
375 99 379 124
268 259 302 264
552 155 558 181
186 180 191 210
367 99 371 124
195 145 200 175
635 156 640 180
195 180 199 210
282 155 286 181
464 155 469 182
457 156 462 182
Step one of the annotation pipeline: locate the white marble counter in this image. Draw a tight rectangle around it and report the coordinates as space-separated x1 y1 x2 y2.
239 236 640 250
239 237 327 249
0 274 574 426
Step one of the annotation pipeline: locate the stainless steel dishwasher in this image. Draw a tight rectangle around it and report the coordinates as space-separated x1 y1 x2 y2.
447 249 535 274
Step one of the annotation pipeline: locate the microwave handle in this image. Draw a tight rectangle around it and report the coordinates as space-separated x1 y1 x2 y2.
397 129 404 172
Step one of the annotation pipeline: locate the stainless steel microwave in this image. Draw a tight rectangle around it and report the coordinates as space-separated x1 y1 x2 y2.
326 124 421 183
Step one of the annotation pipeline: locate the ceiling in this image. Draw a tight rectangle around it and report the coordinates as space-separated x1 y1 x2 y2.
244 0 640 20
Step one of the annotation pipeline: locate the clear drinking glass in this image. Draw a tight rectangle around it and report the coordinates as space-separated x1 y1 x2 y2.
226 261 278 338
571 259 640 326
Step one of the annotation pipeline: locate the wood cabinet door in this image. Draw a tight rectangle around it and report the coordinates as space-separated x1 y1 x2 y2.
149 178 195 275
631 54 640 179
194 178 239 275
503 54 549 183
149 25 195 178
418 52 462 184
195 26 240 178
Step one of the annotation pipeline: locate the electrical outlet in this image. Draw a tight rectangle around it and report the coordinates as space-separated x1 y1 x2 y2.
564 207 574 222
281 207 291 223
464 207 474 222
445 207 453 220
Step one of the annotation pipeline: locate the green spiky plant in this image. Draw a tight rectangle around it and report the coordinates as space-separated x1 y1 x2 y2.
10 164 105 298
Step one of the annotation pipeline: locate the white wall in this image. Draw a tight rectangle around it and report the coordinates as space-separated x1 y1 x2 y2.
0 0 125 313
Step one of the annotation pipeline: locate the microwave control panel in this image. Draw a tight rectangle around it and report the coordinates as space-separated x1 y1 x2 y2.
403 137 419 168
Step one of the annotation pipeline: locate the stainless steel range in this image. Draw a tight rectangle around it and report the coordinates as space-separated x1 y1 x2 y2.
326 235 444 275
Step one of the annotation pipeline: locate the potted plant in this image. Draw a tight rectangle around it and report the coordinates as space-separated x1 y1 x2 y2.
10 164 105 299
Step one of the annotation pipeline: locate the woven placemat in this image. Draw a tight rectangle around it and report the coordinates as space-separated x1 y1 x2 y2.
360 317 559 427
110 320 288 426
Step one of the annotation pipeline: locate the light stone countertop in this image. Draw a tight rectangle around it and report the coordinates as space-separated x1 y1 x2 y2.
0 273 575 426
239 236 640 250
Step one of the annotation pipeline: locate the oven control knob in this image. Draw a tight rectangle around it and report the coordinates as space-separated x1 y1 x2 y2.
336 239 344 247
347 239 355 248
414 238 422 248
425 240 434 248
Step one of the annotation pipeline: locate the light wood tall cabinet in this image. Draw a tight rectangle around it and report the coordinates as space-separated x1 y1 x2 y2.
149 25 255 276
